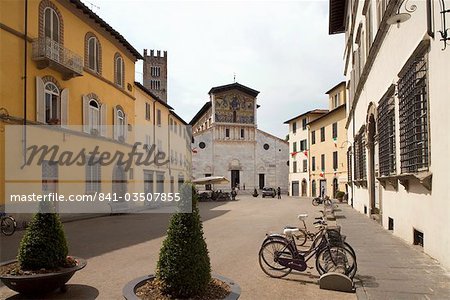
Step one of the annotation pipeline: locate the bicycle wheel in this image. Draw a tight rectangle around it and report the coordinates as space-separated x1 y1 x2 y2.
1 217 16 236
293 229 308 247
312 198 320 206
259 240 293 278
315 245 357 278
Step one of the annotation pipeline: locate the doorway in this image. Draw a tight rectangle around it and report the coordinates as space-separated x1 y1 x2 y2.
259 174 265 189
368 113 379 217
231 170 240 189
112 164 127 201
301 179 307 197
332 178 338 198
320 180 327 198
292 181 299 196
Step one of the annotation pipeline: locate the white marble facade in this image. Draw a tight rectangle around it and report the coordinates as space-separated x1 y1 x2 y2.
190 83 288 192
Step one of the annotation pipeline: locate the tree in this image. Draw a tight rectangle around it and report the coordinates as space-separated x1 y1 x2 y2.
156 183 211 298
17 212 69 270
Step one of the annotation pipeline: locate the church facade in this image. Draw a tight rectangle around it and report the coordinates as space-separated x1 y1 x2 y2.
190 83 289 192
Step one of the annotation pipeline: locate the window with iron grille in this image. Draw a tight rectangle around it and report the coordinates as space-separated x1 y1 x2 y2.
354 130 367 180
347 147 352 182
377 88 396 176
398 49 429 174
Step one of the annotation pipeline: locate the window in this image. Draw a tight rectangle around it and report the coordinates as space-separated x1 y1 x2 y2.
302 118 307 130
150 80 161 90
145 103 151 120
354 129 367 180
378 88 396 176
333 151 338 170
300 139 307 151
311 130 316 144
365 1 373 52
44 82 60 123
293 142 297 152
320 127 325 142
321 154 325 171
332 122 338 139
115 54 124 87
347 147 353 182
116 108 125 139
240 128 245 138
312 156 316 171
87 36 100 72
225 128 230 138
293 161 297 173
303 159 307 172
151 66 161 77
398 48 429 173
292 122 297 134
86 157 101 194
44 7 59 43
144 171 154 196
333 94 340 108
156 109 161 126
88 99 100 134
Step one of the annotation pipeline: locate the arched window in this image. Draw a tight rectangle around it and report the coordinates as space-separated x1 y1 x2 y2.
114 54 124 87
88 99 100 134
87 36 100 72
116 108 126 140
44 7 60 43
44 82 60 123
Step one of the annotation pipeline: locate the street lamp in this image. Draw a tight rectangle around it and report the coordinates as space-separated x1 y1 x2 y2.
386 0 417 28
438 0 450 50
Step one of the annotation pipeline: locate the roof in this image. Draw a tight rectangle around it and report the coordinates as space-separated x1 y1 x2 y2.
283 109 329 124
325 81 346 94
189 102 212 125
69 0 143 60
208 82 260 98
134 82 173 110
170 110 188 126
307 104 346 125
329 0 347 35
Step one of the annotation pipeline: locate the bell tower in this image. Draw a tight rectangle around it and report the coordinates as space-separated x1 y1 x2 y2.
143 49 168 102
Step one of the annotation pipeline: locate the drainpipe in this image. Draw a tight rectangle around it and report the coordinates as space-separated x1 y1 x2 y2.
22 0 28 164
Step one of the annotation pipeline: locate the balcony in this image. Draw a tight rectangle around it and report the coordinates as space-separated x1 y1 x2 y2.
32 37 83 80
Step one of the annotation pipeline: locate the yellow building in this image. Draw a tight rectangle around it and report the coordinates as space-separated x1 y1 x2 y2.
308 82 348 198
0 0 190 215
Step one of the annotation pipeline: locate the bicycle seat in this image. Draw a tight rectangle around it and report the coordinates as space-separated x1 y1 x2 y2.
283 228 300 236
297 213 308 220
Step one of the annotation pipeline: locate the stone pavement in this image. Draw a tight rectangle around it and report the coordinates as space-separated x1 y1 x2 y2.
0 196 449 299
336 204 450 300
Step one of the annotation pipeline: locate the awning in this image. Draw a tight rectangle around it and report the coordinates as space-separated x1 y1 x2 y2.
192 176 230 185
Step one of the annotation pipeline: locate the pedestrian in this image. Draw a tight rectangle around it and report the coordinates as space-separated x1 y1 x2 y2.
277 187 281 199
243 183 246 190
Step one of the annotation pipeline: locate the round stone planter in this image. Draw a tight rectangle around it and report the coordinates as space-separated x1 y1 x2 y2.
0 257 87 295
123 274 241 300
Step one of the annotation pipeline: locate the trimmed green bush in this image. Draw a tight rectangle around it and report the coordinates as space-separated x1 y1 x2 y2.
335 191 345 199
156 183 211 298
17 212 69 270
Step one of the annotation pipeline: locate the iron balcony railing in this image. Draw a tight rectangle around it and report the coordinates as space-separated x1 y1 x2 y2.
32 37 83 76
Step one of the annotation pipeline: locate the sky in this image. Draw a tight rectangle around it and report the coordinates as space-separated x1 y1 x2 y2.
82 0 345 138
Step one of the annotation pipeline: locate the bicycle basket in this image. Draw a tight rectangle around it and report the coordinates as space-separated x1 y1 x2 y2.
326 228 344 246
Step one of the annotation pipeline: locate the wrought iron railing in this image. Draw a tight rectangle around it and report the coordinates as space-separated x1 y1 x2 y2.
32 37 83 75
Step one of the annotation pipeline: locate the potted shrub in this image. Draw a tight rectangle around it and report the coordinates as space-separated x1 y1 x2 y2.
0 206 86 295
335 190 345 202
123 183 240 299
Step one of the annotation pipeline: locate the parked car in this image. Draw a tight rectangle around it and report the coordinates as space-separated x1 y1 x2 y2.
261 187 276 198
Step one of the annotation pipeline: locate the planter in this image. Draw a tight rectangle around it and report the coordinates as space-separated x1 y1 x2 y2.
0 257 87 295
123 274 240 300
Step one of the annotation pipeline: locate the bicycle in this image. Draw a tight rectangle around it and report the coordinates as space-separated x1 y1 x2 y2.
312 196 333 206
0 212 17 236
259 219 357 279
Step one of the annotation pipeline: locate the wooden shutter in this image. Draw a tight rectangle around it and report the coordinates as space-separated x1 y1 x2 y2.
60 88 69 127
100 103 107 137
36 77 45 123
82 95 89 133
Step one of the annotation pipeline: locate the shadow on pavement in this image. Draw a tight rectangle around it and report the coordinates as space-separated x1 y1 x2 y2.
1 201 230 263
5 284 99 300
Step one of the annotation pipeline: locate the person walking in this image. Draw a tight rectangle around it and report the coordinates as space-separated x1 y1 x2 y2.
277 187 281 199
